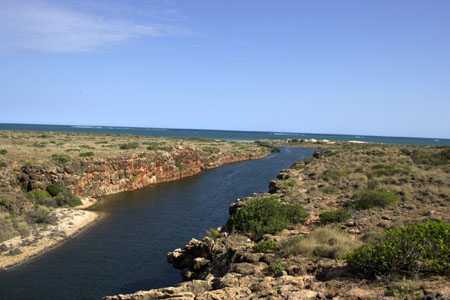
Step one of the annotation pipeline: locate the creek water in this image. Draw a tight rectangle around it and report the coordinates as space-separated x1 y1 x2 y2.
0 147 313 300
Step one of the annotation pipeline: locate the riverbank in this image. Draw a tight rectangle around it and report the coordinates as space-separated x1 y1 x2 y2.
106 142 450 299
0 131 270 271
0 207 98 270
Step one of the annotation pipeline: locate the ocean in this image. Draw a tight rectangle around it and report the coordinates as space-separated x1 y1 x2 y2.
0 123 449 146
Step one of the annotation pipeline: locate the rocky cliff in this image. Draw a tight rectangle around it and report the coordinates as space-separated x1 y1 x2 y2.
17 147 266 199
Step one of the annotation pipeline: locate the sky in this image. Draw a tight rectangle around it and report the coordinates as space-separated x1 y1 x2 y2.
1 0 450 138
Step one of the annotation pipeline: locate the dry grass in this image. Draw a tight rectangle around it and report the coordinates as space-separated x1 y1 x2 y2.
281 227 361 259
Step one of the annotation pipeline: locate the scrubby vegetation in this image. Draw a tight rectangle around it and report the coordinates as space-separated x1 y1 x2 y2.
145 142 171 151
322 168 348 182
254 239 278 253
29 184 81 207
119 142 139 150
370 163 410 177
347 220 450 277
79 151 95 157
405 148 450 166
206 228 221 239
227 196 308 240
268 259 285 276
319 209 352 224
51 153 71 165
349 189 400 210
0 149 7 155
27 205 53 224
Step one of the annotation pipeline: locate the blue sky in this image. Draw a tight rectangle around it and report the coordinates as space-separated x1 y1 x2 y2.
1 0 449 138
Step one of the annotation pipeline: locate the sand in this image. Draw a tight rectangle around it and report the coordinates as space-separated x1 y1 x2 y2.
0 204 99 270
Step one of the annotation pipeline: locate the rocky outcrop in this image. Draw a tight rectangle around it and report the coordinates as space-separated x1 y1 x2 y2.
105 144 450 300
105 274 317 300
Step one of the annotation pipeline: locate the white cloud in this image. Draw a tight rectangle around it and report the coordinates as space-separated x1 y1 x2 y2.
0 0 186 53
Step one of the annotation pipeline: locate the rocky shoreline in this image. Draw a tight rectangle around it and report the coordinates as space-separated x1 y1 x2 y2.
105 142 450 300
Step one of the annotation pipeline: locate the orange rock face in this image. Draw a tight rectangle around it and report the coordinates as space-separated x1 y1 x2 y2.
19 147 268 199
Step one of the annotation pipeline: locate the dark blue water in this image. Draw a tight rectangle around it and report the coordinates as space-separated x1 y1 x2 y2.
0 148 313 300
1 123 449 146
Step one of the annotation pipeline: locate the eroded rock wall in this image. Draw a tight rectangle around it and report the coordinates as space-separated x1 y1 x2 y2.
18 148 266 198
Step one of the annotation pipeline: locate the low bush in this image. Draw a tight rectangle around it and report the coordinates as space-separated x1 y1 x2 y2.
349 189 400 210
119 142 139 150
254 239 278 253
46 184 65 197
319 209 352 224
0 149 7 155
281 227 360 259
27 205 52 224
79 151 94 158
54 191 82 207
268 259 285 276
346 220 450 276
227 196 308 240
0 160 6 168
145 142 163 151
51 153 71 165
46 184 81 207
206 228 221 239
28 190 56 207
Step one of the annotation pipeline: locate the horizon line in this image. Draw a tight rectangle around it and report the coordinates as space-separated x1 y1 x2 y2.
0 121 449 141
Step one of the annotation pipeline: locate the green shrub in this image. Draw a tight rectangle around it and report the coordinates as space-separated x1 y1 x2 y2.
54 191 82 207
51 153 70 165
254 239 278 253
319 209 352 224
28 190 56 207
349 189 400 210
286 203 309 224
347 220 450 277
206 228 221 239
268 259 285 276
46 184 65 197
0 160 6 168
119 142 139 150
281 228 360 259
227 196 308 240
0 149 7 155
46 184 81 207
79 151 94 158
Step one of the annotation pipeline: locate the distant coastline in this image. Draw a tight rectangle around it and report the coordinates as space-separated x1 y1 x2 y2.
1 123 449 146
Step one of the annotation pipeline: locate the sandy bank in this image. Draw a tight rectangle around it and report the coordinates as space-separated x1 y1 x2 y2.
0 206 99 270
